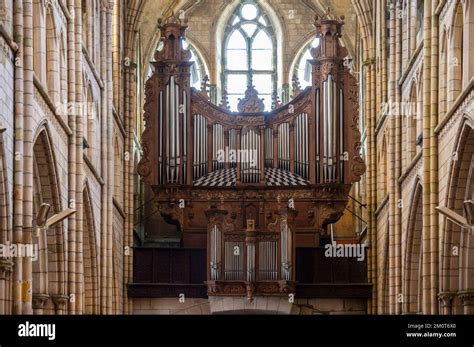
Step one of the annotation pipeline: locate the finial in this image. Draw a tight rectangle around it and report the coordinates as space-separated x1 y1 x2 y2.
291 75 302 98
271 91 282 110
200 75 210 100
219 91 230 110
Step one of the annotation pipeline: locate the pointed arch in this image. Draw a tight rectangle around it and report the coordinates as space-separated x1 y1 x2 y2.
439 29 449 116
403 178 423 313
448 1 464 105
32 126 67 313
216 0 283 109
441 115 474 314
82 182 99 314
45 4 60 103
0 131 11 314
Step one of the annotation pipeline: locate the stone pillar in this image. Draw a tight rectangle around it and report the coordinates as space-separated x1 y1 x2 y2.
0 259 13 314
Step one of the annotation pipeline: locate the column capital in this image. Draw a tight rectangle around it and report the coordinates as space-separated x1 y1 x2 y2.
51 294 69 311
437 291 456 307
0 258 13 279
32 293 50 310
458 291 474 306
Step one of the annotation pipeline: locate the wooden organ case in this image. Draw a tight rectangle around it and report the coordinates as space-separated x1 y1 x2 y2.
136 13 366 301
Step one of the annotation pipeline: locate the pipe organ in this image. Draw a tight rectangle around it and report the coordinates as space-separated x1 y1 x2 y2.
138 12 366 301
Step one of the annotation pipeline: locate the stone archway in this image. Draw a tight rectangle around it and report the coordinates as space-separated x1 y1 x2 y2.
31 128 67 314
0 132 11 314
82 184 99 314
403 179 423 314
441 118 474 314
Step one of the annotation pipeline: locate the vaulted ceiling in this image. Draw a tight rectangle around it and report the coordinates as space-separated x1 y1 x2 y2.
131 0 363 77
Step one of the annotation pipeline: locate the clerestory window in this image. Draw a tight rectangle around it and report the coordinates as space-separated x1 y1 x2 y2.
222 1 276 111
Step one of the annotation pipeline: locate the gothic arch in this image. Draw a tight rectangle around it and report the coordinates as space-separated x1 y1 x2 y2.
380 224 389 314
403 178 423 313
0 131 11 314
441 116 474 314
439 29 449 116
82 182 99 314
32 126 67 313
448 0 464 105
214 0 284 93
45 5 60 103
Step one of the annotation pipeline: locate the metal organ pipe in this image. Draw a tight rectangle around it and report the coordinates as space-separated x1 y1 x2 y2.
278 123 290 171
210 225 221 281
316 88 320 182
323 75 338 183
339 89 344 183
182 91 187 184
294 113 308 179
265 128 273 168
332 76 337 182
280 221 291 281
192 114 208 181
159 91 163 184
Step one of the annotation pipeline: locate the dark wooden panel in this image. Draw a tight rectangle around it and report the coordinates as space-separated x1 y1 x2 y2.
133 248 153 283
295 247 368 285
132 248 207 285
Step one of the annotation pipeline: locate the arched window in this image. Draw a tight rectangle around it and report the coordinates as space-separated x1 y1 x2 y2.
415 0 424 45
223 1 276 111
293 37 319 90
182 40 208 90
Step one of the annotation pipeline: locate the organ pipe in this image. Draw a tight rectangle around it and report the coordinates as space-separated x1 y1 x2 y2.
193 114 208 180
210 225 221 281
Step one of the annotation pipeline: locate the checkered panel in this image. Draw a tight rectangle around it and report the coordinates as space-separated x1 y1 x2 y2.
193 168 309 187
265 168 309 186
194 168 237 186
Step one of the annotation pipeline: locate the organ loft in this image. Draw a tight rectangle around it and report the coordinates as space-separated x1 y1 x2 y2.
132 11 370 306
132 10 369 304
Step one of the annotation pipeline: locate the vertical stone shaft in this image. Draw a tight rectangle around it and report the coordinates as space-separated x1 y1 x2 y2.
12 0 24 315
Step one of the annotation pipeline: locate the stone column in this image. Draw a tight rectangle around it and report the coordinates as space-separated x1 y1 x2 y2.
421 0 432 315
21 0 35 315
0 259 13 314
429 0 440 315
12 0 24 315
